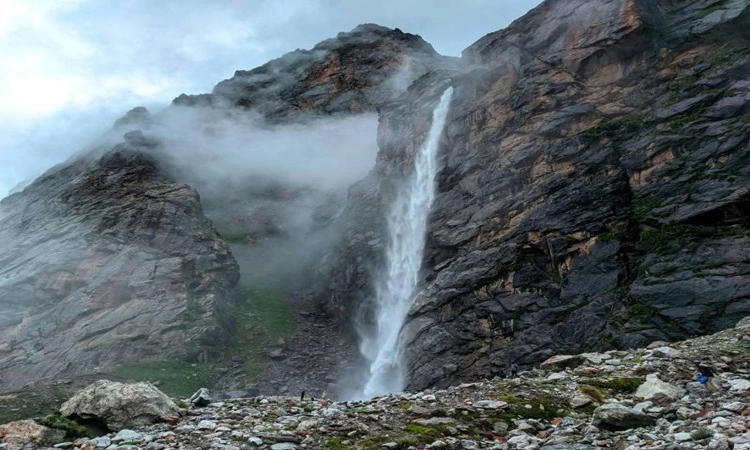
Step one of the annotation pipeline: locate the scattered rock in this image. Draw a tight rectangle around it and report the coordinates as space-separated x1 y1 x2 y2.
592 404 656 430
0 421 65 447
635 374 686 401
189 388 211 407
540 355 586 370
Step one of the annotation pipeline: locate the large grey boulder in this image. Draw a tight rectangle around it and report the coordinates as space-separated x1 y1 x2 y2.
592 403 656 431
60 380 178 431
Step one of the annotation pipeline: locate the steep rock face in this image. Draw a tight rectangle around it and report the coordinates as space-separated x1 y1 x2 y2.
0 136 238 392
174 24 457 120
0 24 455 396
326 0 750 390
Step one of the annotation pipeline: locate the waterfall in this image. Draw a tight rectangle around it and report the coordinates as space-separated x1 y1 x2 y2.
359 87 453 398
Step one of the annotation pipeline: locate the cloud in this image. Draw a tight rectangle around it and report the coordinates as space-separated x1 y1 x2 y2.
0 0 543 198
147 105 379 192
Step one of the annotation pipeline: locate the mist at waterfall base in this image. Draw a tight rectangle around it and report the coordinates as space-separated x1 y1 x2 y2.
346 87 454 400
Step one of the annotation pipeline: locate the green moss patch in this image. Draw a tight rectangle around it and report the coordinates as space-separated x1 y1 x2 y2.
492 392 569 421
585 377 643 394
38 413 88 439
110 361 217 397
638 224 740 254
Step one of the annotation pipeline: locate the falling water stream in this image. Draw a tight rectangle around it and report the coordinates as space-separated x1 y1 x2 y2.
359 87 453 398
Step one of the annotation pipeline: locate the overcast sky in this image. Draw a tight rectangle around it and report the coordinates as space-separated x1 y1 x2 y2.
0 0 542 198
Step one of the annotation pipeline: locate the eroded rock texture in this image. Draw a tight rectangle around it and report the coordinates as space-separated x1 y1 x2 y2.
0 139 239 392
0 24 455 395
325 0 750 390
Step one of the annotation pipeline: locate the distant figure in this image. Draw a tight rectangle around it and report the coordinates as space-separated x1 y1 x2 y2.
508 363 519 378
300 390 305 401
694 360 721 390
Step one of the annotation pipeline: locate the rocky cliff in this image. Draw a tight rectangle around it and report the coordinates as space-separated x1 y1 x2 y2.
0 138 239 392
0 24 454 395
325 0 750 390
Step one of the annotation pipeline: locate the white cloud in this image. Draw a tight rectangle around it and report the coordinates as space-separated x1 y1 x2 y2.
0 0 543 198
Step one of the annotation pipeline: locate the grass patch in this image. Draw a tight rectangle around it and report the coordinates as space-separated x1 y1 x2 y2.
227 286 296 382
494 392 569 421
627 302 658 323
404 423 444 443
110 361 216 397
633 196 662 220
321 437 350 450
580 112 648 141
585 377 643 394
580 385 606 403
0 386 70 424
37 413 88 439
638 224 740 254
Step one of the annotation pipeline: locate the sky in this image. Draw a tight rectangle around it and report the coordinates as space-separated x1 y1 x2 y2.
0 0 543 198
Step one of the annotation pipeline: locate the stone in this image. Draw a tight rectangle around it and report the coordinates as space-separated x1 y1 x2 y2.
721 402 746 413
646 341 671 349
60 380 178 431
474 400 507 409
728 379 750 392
650 347 681 358
197 420 217 430
674 432 692 442
635 374 686 401
737 316 750 329
592 404 656 431
571 395 591 408
540 355 586 370
270 444 297 450
705 96 749 119
0 420 65 447
413 417 455 427
112 430 141 442
189 388 212 407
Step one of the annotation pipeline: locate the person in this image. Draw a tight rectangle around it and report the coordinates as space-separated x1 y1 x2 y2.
694 360 721 390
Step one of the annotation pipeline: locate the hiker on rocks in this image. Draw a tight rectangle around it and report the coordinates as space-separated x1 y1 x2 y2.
694 360 721 390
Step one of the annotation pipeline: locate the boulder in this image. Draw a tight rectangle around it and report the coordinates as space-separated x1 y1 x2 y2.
737 316 750 329
0 420 65 447
189 388 212 406
540 355 586 371
60 380 178 431
635 374 686 401
592 404 656 431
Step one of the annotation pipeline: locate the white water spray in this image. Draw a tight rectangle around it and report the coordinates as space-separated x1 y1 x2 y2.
359 87 453 398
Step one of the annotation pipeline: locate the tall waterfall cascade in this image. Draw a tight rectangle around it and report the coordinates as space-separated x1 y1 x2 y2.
358 87 453 399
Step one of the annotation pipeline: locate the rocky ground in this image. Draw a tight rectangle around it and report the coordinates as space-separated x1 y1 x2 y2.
2 318 749 450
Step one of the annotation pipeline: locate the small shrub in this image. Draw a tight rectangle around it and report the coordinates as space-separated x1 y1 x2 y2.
586 377 643 394
691 427 713 441
37 413 88 439
580 385 606 403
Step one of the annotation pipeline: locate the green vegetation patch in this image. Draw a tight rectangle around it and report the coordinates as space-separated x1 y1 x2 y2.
585 377 643 394
580 385 606 403
493 392 570 421
580 112 649 141
110 361 217 397
228 286 296 382
0 386 70 424
638 224 740 254
691 426 713 441
37 413 88 439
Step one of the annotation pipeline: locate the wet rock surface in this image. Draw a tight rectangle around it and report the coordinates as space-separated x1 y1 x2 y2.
2 319 749 449
324 0 750 390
